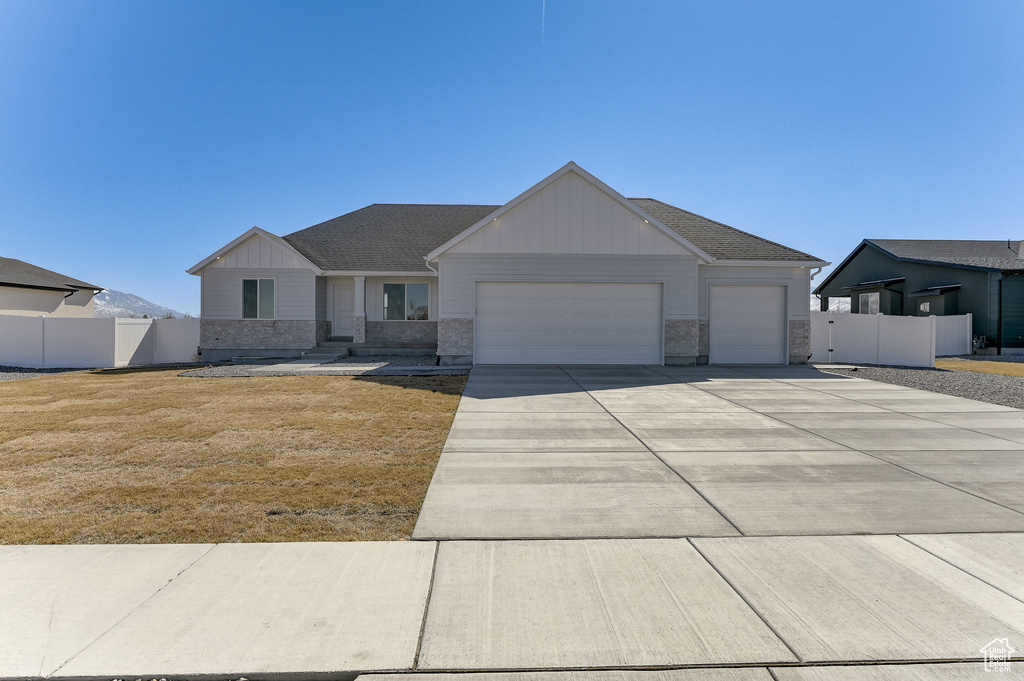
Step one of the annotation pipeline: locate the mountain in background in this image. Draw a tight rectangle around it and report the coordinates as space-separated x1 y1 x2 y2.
93 290 186 319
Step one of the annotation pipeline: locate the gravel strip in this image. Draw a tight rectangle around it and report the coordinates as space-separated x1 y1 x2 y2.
181 357 469 377
0 365 88 382
816 364 1024 410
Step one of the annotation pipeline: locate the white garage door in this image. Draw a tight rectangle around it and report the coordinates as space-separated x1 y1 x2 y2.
475 282 662 364
709 285 787 364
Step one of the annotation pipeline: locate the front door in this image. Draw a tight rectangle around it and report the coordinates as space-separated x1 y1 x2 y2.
332 283 355 337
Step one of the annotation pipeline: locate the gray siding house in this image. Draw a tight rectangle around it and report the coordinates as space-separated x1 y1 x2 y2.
188 163 827 364
0 257 103 318
814 239 1024 352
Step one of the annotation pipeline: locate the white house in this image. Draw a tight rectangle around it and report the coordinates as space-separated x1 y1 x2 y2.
188 163 827 365
0 256 103 318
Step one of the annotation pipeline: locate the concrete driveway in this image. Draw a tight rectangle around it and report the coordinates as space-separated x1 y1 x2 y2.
414 364 1024 539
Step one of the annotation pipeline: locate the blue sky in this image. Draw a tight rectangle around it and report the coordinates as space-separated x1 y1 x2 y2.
2 1 1022 315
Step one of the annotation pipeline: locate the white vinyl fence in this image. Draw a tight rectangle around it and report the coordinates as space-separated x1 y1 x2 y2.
810 312 972 368
0 315 199 369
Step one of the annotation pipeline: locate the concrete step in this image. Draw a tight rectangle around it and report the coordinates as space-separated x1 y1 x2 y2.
349 345 437 357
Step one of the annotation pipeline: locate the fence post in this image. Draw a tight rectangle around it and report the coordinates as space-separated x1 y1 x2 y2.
928 315 937 368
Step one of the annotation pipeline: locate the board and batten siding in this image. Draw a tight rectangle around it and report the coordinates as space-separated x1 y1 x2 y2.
698 266 810 320
444 170 692 257
200 268 315 320
203 234 310 270
437 254 698 319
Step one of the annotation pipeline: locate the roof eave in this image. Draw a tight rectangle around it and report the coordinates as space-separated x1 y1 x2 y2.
705 259 830 268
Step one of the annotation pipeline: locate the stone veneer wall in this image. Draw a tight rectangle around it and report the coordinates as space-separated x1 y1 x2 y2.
696 320 710 364
365 321 438 343
438 318 474 356
353 316 366 344
200 320 318 350
315 320 331 344
789 319 811 364
664 319 699 364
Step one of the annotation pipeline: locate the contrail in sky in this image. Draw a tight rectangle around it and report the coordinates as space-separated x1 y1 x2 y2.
541 0 546 45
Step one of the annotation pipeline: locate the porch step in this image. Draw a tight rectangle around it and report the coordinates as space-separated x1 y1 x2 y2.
349 343 437 357
318 340 354 348
328 336 354 343
313 340 437 358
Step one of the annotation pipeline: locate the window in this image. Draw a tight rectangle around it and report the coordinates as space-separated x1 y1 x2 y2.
242 278 275 319
919 301 930 313
858 291 879 314
383 283 428 320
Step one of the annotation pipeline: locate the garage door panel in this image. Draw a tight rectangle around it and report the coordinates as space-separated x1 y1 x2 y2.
475 282 662 364
709 285 786 364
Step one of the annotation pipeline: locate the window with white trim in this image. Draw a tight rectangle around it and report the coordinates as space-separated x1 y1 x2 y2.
383 283 428 320
242 278 275 319
858 291 879 314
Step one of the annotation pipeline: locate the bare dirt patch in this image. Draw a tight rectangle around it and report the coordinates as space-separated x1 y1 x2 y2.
0 369 465 544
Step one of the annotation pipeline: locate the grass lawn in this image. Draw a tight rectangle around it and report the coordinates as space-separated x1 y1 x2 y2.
0 368 465 544
934 360 1024 378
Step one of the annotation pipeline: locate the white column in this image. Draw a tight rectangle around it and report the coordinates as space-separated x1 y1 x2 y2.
353 276 366 343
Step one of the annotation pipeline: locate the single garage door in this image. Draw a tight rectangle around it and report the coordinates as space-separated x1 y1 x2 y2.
475 282 662 364
709 285 786 364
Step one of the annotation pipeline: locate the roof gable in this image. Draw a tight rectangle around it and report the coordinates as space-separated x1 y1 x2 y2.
426 162 712 261
0 256 102 292
187 227 322 275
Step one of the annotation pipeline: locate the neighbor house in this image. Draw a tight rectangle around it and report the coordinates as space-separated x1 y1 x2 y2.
0 256 104 318
188 163 827 365
814 239 1024 352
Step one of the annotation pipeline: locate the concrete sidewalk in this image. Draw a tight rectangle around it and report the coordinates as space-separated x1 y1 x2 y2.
3 534 1024 677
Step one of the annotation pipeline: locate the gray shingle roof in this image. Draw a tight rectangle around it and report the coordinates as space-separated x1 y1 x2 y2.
0 256 102 291
283 204 501 272
629 199 822 262
280 200 823 272
868 239 1024 271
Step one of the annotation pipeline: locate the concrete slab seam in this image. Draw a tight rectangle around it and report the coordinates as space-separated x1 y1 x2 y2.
686 539 803 664
897 534 1024 606
855 451 1024 520
412 542 441 670
47 543 217 678
684 371 1024 521
555 365 745 536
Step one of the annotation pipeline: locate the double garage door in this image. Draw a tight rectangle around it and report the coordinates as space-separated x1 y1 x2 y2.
473 281 787 365
475 282 662 364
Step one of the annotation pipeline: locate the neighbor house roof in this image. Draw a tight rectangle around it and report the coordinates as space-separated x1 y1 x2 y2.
868 239 1024 271
814 239 1024 296
0 256 102 292
281 200 823 273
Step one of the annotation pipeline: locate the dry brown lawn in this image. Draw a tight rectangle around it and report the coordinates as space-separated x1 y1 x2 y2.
0 369 466 544
934 360 1024 378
